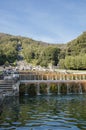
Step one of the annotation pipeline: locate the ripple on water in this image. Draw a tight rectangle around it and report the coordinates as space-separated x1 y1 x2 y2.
1 95 86 130
0 122 10 127
12 122 22 125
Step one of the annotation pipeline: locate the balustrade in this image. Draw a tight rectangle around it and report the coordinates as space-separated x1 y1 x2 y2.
19 72 86 95
19 73 86 82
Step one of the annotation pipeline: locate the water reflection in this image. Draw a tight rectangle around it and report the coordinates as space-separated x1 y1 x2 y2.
0 95 86 130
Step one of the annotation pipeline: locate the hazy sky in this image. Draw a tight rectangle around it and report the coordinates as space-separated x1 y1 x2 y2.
0 0 86 43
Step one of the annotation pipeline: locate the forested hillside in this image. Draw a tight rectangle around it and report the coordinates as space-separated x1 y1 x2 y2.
0 33 65 67
59 32 86 70
0 32 86 70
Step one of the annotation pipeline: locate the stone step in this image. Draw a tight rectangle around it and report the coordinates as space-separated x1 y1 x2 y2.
0 83 13 85
0 86 13 88
0 79 14 82
0 84 13 86
0 86 12 89
0 80 13 83
0 88 12 90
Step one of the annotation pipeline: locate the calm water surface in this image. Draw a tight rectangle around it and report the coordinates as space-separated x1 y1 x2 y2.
0 95 86 130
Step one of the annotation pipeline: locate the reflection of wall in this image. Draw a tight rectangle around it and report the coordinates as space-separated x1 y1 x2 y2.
0 96 20 120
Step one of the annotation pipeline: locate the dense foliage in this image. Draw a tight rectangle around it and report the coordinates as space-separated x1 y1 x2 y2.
22 43 60 67
59 55 86 70
66 32 86 56
0 33 61 67
0 34 18 65
0 32 86 69
59 32 86 70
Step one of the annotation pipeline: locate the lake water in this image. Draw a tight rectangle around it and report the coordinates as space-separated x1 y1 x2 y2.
0 95 86 130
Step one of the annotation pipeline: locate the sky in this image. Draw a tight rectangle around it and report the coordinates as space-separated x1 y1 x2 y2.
0 0 86 43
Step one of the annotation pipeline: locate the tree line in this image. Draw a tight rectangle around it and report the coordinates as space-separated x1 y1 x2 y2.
0 32 86 70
